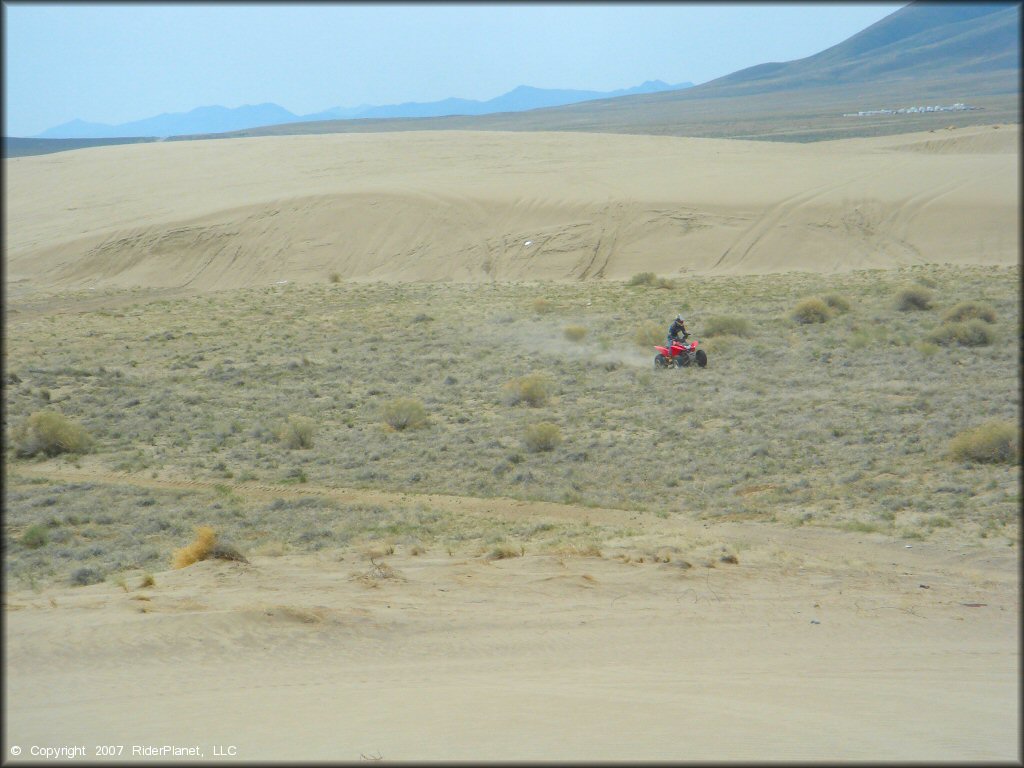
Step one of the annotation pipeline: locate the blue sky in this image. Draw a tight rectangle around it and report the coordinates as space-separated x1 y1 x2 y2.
4 2 906 137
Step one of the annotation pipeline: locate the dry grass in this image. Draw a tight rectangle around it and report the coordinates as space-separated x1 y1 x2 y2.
943 301 997 324
3 263 1019 589
503 374 552 407
927 319 997 347
523 422 563 453
791 297 832 324
703 315 753 338
382 398 429 430
277 415 316 449
895 286 934 311
563 325 588 342
172 525 218 569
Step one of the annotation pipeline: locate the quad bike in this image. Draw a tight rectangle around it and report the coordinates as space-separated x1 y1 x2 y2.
654 337 707 369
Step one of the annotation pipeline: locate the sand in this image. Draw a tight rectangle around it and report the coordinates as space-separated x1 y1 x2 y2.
4 125 1019 296
4 126 1020 762
5 493 1019 762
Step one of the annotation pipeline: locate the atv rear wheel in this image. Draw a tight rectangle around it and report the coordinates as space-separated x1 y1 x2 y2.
654 354 671 369
696 350 708 368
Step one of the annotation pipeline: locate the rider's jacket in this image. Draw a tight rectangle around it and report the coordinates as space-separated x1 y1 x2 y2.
667 319 688 341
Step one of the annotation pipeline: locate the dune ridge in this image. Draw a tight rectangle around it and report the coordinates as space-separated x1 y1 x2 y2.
5 126 1018 294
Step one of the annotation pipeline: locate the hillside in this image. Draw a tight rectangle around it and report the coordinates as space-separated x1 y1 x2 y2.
187 2 1018 143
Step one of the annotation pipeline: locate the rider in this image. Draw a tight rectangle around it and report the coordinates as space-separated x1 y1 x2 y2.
667 314 689 349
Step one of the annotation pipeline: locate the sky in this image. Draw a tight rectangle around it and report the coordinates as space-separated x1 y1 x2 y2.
4 2 907 137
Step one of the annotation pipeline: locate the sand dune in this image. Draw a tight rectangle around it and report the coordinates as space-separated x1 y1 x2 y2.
5 125 1018 294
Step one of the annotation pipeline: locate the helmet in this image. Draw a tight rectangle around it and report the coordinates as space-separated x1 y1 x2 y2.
675 314 685 323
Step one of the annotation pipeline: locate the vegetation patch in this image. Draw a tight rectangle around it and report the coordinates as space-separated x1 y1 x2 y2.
949 421 1019 464
382 398 429 431
523 422 563 453
943 301 997 324
277 415 316 449
11 411 93 457
703 315 753 338
895 286 934 311
926 319 996 347
503 374 552 407
791 297 831 324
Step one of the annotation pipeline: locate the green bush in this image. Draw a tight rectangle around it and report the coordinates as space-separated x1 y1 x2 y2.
942 301 997 324
791 298 831 324
11 410 93 457
21 524 49 549
277 415 316 448
503 374 551 407
523 422 563 453
382 398 429 431
704 315 753 338
926 320 996 347
949 421 1019 464
563 325 587 342
895 286 934 311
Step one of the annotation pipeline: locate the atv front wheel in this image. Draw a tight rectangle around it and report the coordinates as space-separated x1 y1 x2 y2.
675 354 691 368
696 350 708 368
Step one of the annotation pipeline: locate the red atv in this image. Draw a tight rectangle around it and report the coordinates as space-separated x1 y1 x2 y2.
654 338 707 369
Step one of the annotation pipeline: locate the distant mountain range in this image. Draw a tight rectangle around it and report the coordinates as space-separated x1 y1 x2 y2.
32 80 692 139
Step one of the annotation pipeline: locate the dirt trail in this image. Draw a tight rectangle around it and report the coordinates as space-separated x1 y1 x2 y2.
11 461 1016 583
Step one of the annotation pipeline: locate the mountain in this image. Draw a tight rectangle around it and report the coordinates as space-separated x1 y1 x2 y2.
35 103 305 139
687 2 1019 96
187 1 1016 144
30 81 691 139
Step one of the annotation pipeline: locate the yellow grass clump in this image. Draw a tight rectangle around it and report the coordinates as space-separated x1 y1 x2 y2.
172 525 218 569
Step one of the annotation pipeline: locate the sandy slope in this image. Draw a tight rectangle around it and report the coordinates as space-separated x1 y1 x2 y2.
5 532 1018 762
4 125 1018 295
4 467 1020 762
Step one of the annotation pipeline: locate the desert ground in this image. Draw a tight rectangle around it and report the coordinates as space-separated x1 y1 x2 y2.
3 125 1020 762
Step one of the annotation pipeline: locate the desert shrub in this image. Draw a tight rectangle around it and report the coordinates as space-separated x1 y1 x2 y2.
822 293 851 313
277 415 316 449
382 398 429 430
328 271 342 284
791 298 831 324
703 315 753 338
563 325 587 343
628 272 658 287
172 525 218 568
532 298 553 314
926 320 996 347
634 321 665 349
949 421 1019 464
21 524 49 549
523 422 563 453
486 542 524 560
10 410 93 458
503 374 551 407
70 567 104 586
895 286 934 311
942 301 997 324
